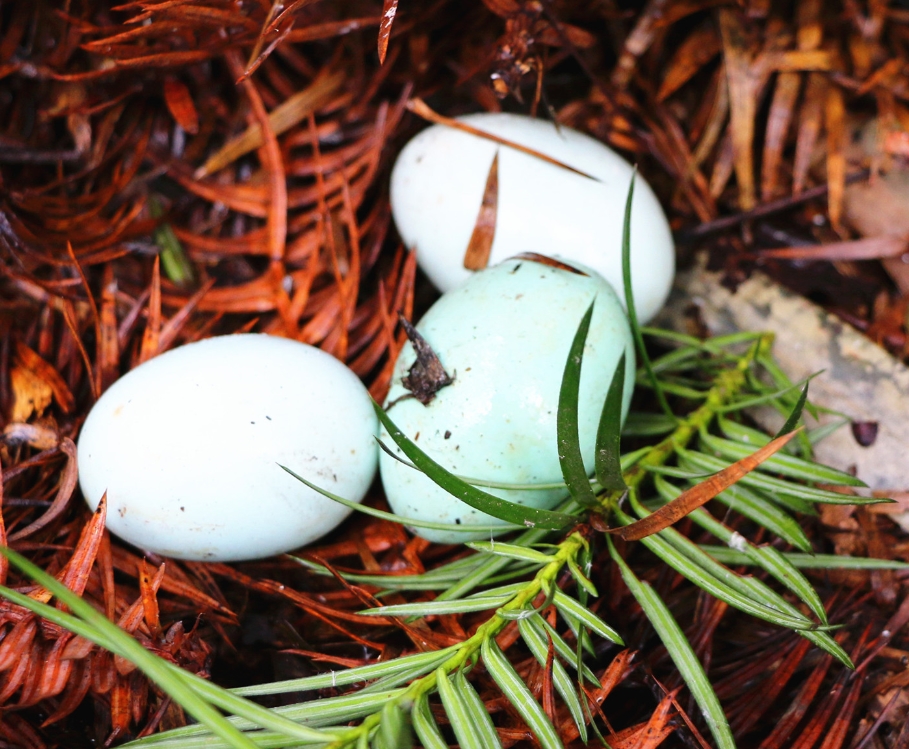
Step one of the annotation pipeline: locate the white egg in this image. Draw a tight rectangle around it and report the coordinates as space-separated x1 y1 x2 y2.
390 112 675 323
77 334 378 561
379 257 635 544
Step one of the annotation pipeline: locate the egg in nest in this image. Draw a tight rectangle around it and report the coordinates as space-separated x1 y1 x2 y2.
379 257 635 544
77 335 378 561
390 112 674 323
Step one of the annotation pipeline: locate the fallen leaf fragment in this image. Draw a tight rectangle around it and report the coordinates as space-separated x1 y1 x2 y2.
13 342 75 415
611 429 801 541
10 366 53 423
163 77 199 134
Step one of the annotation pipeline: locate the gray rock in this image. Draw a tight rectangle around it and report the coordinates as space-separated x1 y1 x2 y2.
656 258 909 492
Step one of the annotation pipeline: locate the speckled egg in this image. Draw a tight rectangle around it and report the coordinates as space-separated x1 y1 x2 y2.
77 334 378 561
379 257 635 543
390 112 675 323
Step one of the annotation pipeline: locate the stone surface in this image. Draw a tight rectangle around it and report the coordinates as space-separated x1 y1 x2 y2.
657 258 909 492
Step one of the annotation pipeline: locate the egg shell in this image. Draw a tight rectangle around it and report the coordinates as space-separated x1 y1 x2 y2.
379 258 635 544
77 334 378 561
390 112 675 323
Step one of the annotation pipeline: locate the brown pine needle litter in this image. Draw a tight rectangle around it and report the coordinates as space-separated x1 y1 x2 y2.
1 2 909 747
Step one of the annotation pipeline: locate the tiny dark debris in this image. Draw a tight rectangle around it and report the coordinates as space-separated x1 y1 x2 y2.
399 315 454 405
852 420 879 447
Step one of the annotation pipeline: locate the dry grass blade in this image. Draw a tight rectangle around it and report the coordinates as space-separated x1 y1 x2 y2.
287 17 383 44
98 265 121 392
761 72 801 200
194 69 345 178
719 7 758 210
622 689 677 749
611 429 800 541
243 0 297 79
758 236 907 260
377 0 399 65
825 84 847 233
0 617 37 672
9 439 78 542
793 72 827 194
463 151 499 271
757 648 838 748
138 561 163 638
563 649 634 740
612 0 669 90
139 257 162 364
407 98 598 180
607 718 675 749
540 635 556 723
725 638 812 734
820 676 863 749
29 493 107 605
657 22 721 102
785 670 855 749
163 78 199 135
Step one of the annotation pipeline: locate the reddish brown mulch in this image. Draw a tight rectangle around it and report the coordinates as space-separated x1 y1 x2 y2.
2 2 909 747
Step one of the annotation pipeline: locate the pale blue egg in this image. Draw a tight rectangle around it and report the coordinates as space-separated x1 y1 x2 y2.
390 112 675 323
78 335 378 561
380 257 635 544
